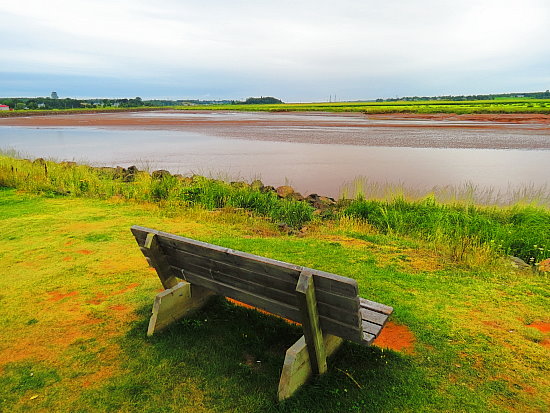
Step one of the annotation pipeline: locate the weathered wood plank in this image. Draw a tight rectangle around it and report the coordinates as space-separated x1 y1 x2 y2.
141 233 179 289
132 226 358 297
172 263 362 326
162 247 362 327
362 320 383 337
295 271 327 375
180 269 364 342
360 297 394 315
181 269 303 321
162 244 361 314
147 281 216 336
360 308 390 326
278 334 343 401
362 331 376 345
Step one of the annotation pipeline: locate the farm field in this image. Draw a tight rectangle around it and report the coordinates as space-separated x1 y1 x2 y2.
0 181 548 411
2 98 550 118
174 99 550 115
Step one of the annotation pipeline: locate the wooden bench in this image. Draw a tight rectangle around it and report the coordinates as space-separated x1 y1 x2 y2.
131 225 393 400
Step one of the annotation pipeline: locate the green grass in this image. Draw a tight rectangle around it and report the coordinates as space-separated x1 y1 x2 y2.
0 155 314 229
343 196 550 264
173 98 550 115
0 188 548 412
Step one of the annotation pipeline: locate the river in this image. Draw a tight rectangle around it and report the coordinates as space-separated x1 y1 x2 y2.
0 111 549 201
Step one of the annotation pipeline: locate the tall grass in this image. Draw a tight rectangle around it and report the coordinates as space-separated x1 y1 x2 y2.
340 177 550 208
343 195 550 264
0 154 313 228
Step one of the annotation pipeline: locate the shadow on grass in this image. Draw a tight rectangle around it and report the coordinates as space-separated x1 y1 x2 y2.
77 297 439 412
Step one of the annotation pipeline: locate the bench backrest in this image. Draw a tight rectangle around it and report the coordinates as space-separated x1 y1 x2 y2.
131 226 364 343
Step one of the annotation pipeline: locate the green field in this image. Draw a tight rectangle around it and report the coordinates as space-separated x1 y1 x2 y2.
2 98 550 116
174 99 550 114
0 156 549 412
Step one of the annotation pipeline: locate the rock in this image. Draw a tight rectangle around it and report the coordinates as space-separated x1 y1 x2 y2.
277 222 291 233
33 158 46 165
152 169 171 180
113 166 126 179
122 165 139 182
276 185 295 198
306 193 336 209
127 165 138 174
508 256 530 269
250 180 263 190
260 185 276 194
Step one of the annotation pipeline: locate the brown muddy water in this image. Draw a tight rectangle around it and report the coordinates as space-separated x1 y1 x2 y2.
0 111 549 200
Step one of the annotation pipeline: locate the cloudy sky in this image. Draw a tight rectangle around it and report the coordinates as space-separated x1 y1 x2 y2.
1 0 549 101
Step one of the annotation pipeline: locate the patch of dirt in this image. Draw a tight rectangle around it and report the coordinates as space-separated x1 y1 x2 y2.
47 290 79 302
87 283 140 305
528 321 550 333
76 249 93 255
62 256 73 262
112 282 140 295
373 321 416 354
0 304 96 367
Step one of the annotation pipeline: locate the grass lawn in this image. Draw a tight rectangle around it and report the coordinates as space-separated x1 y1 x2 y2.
0 188 548 412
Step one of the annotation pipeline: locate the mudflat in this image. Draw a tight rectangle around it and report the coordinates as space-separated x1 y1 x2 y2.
1 111 550 150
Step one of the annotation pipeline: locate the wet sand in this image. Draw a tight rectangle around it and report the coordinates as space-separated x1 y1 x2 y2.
1 110 549 150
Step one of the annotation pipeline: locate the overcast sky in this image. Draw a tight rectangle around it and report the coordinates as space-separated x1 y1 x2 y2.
1 0 549 101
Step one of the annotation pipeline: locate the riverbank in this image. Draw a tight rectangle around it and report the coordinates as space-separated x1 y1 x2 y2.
1 154 548 266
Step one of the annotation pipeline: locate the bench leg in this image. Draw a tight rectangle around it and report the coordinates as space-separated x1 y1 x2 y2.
278 334 343 401
147 281 215 336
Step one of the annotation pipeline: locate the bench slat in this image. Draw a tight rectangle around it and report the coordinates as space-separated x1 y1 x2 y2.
360 308 390 326
360 298 393 316
182 269 302 321
362 332 376 345
161 246 362 327
171 264 361 328
181 269 363 342
132 226 358 298
362 320 383 337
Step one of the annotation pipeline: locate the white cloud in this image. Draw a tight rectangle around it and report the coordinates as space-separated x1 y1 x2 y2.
1 0 549 99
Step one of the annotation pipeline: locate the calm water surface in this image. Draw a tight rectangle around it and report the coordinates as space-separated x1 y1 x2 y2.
1 111 549 198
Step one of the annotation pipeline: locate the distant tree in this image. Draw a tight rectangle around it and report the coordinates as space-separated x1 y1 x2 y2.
243 96 283 104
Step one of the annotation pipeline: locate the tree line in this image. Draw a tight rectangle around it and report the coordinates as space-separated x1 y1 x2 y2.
377 90 550 102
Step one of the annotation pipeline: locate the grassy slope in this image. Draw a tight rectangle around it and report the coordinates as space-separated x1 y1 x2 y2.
0 188 548 412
